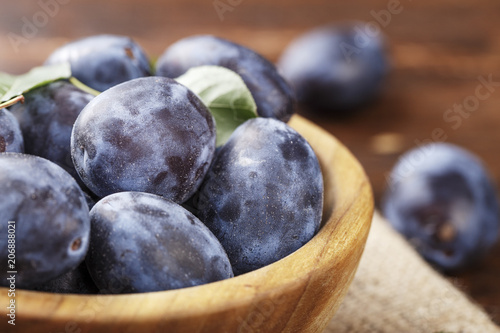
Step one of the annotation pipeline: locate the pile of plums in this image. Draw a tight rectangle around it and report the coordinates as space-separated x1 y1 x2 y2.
0 33 323 294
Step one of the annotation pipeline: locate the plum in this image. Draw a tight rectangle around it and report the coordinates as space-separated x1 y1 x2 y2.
45 34 151 92
11 80 94 182
156 35 295 122
70 76 216 203
195 118 323 275
0 153 90 288
86 191 233 293
277 22 389 115
382 143 499 272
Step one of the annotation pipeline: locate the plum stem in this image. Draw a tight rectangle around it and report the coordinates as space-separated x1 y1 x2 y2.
0 95 25 109
69 77 101 96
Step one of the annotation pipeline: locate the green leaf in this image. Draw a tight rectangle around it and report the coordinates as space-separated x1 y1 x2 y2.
175 65 258 146
0 63 72 109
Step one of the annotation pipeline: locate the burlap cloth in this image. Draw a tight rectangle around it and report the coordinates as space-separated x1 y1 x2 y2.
325 211 500 333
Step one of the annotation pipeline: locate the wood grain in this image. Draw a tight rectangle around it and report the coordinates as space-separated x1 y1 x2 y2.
0 116 373 333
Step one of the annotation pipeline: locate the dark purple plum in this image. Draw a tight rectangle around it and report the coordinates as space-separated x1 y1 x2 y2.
155 35 295 122
86 191 233 294
32 261 98 294
0 153 90 288
45 34 151 92
10 80 94 181
0 108 24 153
277 22 389 115
195 118 323 275
382 143 499 272
70 76 216 203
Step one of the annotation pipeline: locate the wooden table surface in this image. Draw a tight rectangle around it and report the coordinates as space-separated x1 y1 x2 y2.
1 0 499 326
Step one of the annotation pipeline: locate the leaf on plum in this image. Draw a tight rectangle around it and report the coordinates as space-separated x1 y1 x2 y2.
175 65 257 146
0 63 72 109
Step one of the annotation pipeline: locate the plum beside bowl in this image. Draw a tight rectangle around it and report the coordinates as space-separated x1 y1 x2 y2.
0 115 374 333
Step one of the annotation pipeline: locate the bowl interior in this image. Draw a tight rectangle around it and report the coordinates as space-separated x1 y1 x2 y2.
1 115 373 333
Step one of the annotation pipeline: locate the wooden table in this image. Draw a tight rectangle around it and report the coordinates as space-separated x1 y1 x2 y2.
1 0 499 325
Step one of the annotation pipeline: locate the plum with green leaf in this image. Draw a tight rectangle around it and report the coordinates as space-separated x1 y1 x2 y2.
11 80 94 181
175 65 257 146
156 35 295 122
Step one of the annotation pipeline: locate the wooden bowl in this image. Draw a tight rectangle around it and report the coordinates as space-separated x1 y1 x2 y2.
0 115 373 333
